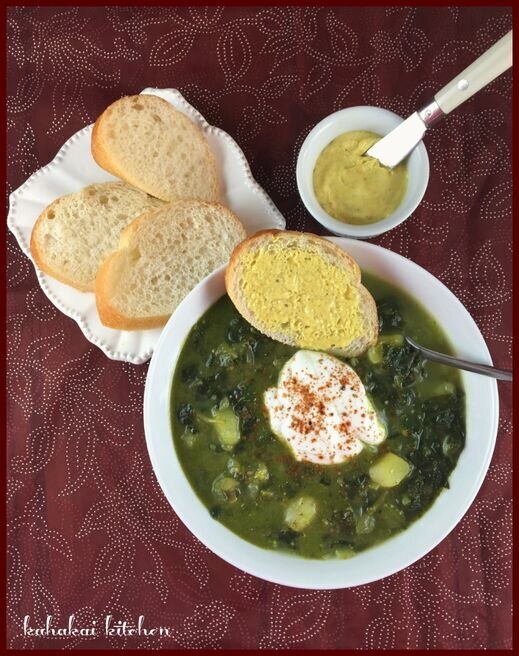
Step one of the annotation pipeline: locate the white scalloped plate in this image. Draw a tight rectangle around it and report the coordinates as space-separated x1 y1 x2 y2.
7 88 285 364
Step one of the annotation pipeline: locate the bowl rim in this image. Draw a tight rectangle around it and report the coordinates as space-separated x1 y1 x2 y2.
296 106 430 239
143 237 499 589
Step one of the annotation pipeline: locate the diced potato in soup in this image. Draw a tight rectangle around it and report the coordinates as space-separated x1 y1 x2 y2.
172 273 465 558
369 453 411 488
285 496 317 532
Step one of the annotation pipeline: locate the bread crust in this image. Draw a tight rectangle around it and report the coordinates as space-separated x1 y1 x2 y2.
95 205 166 329
29 182 163 293
91 95 220 202
225 230 378 357
95 200 246 330
91 106 120 182
95 248 170 329
30 197 95 292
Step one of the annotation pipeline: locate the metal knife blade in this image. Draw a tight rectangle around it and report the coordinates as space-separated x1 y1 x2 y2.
365 112 427 169
366 31 512 168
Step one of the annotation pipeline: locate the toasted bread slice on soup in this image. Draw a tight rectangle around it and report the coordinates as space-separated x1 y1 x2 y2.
30 181 164 292
96 201 246 330
225 230 378 357
92 94 220 203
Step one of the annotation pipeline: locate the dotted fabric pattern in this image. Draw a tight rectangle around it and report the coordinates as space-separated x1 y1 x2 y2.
7 6 512 649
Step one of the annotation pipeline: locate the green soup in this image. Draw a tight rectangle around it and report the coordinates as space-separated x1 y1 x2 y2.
171 274 465 559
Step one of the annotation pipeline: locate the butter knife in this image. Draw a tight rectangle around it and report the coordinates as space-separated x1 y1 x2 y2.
366 30 513 169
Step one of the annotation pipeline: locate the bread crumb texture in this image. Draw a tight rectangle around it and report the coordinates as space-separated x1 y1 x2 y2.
96 201 246 329
238 235 363 350
92 95 219 202
30 182 163 291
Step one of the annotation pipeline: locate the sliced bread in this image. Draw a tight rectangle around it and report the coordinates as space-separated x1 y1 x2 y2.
91 94 220 203
96 201 247 330
30 182 164 292
225 230 378 357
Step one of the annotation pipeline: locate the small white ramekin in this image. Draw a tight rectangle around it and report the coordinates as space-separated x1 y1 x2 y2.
296 106 430 239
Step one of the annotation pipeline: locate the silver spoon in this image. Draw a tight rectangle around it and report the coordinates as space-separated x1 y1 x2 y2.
405 337 512 382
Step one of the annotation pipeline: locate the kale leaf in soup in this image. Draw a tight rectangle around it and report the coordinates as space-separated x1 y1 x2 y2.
170 272 465 559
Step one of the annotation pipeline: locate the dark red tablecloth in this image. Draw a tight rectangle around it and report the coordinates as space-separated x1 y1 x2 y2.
7 7 512 649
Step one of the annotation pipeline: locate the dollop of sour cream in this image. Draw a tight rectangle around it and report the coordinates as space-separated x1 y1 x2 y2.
264 350 386 465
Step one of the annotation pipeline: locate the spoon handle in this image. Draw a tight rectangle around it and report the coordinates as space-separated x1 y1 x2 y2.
405 337 513 382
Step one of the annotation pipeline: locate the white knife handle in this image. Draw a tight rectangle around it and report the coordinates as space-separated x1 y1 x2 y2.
434 30 512 115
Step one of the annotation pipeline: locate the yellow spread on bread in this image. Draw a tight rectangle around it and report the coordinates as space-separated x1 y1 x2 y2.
239 243 364 350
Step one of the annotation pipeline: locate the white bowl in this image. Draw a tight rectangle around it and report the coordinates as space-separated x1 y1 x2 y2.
296 107 430 238
144 238 498 589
